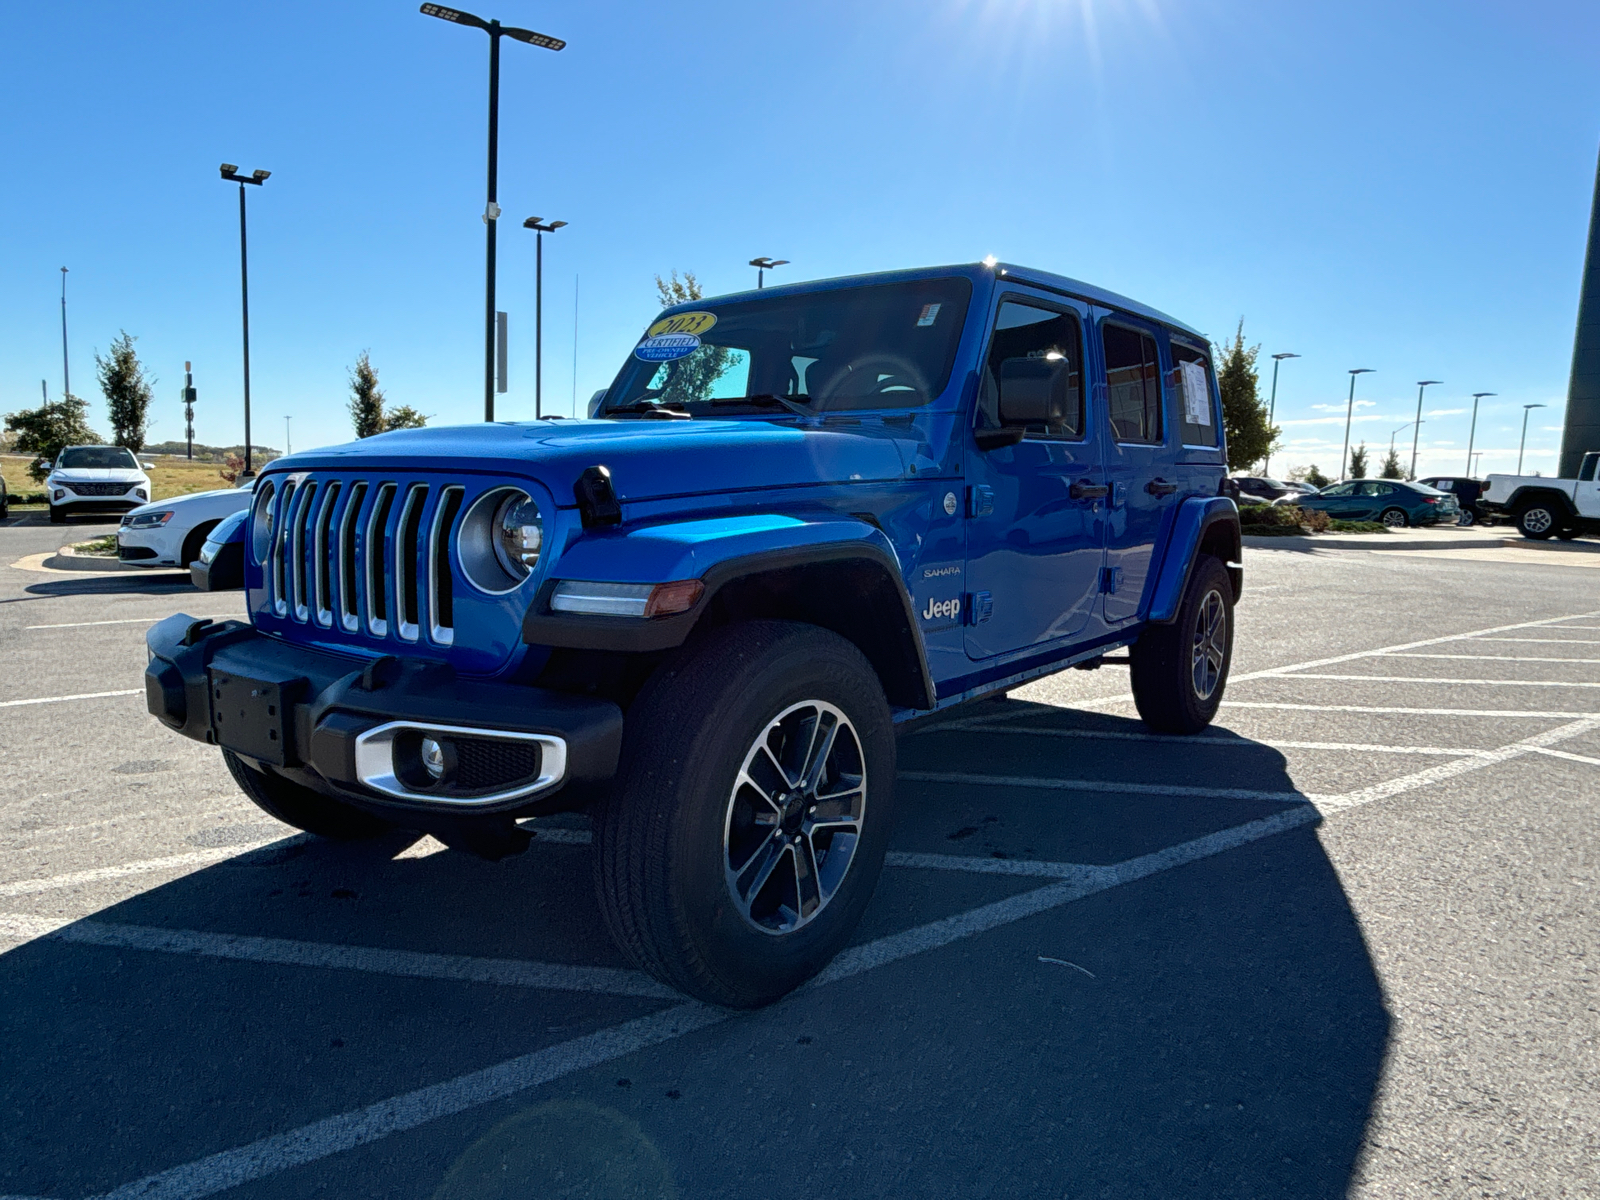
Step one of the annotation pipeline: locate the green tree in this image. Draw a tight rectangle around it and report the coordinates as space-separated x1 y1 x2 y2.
383 404 429 431
648 271 735 406
348 351 386 437
4 394 102 481
1215 320 1278 471
1292 463 1332 489
1348 442 1369 479
97 331 155 451
1379 446 1405 479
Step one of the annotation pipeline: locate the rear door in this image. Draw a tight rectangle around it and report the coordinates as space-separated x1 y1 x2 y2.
1096 310 1175 625
963 292 1105 659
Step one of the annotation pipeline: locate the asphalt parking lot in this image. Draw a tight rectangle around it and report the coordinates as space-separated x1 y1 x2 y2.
2 515 1598 1199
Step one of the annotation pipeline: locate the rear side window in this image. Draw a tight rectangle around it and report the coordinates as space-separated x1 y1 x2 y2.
1581 453 1599 482
1170 341 1219 448
1103 323 1162 444
979 300 1085 439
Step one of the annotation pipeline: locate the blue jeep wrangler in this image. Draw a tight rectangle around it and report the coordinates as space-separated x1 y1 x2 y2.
146 262 1241 1007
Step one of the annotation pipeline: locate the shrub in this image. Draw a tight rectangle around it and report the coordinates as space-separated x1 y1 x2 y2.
1299 507 1331 532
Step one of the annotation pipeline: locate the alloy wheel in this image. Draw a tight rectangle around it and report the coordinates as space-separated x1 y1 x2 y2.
1522 507 1553 534
1382 509 1408 528
1190 590 1227 701
723 701 866 935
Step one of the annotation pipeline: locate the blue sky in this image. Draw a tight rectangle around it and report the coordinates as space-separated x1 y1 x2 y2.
2 0 1596 476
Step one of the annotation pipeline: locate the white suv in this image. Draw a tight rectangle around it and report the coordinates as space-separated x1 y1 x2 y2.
46 446 152 524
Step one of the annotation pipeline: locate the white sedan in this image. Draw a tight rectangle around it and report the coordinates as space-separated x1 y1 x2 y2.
117 478 256 569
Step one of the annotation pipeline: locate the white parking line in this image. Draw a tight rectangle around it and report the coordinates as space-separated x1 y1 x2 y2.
1278 674 1600 689
1471 637 1600 645
0 689 141 710
83 805 1321 1200
1525 745 1600 767
1381 652 1600 664
1217 702 1599 718
0 915 677 1000
23 615 238 630
0 839 310 898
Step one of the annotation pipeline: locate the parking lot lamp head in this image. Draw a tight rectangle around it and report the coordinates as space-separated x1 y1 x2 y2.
1517 403 1546 474
1465 393 1495 475
749 257 789 288
1263 353 1299 475
1341 369 1374 481
1411 381 1442 479
522 218 568 419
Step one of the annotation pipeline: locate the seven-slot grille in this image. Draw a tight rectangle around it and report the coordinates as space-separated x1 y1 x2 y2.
260 476 467 647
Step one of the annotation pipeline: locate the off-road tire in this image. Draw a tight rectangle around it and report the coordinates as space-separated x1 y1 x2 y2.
1379 507 1409 528
181 520 219 569
1129 554 1234 735
1516 502 1559 540
224 749 389 840
593 620 895 1008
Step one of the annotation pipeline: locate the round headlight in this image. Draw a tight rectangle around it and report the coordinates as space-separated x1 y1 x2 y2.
493 494 543 579
250 481 276 562
459 487 543 594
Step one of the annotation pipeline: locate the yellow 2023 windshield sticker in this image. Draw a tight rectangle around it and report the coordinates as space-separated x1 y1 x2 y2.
647 311 717 338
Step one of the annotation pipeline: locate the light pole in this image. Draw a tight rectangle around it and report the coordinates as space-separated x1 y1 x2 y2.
749 257 788 288
1408 382 1446 483
182 362 196 460
1517 403 1546 474
59 267 70 401
1263 351 1298 475
284 415 292 456
1390 420 1419 459
1341 368 1374 481
420 4 565 423
220 164 270 476
1465 393 1494 475
522 217 567 419
1472 451 1484 477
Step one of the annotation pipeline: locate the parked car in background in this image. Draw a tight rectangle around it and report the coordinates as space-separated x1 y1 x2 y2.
0 468 8 520
1415 475 1492 525
117 478 256 569
1231 476 1297 503
189 509 246 591
1289 478 1460 527
45 446 151 523
1481 453 1600 540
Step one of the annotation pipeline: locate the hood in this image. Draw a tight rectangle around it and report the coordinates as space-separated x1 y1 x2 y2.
50 468 148 483
269 419 913 504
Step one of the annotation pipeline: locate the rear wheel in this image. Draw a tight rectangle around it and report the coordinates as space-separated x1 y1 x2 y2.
1130 555 1234 735
1556 527 1580 541
1457 510 1475 526
224 749 389 839
594 621 894 1008
1379 507 1409 528
1516 503 1558 540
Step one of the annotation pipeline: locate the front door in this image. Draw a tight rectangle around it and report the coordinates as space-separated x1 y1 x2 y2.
964 294 1105 660
1097 311 1175 625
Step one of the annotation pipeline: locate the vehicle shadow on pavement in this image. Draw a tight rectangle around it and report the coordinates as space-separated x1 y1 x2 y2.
0 707 1391 1200
23 572 196 598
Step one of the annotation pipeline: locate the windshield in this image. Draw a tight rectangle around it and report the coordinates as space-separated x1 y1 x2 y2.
58 447 138 470
602 277 973 417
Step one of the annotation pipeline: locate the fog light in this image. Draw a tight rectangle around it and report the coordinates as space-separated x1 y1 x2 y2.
420 737 446 780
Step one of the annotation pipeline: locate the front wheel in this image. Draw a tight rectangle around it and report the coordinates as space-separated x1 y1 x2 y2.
594 621 895 1008
48 506 64 525
1130 555 1234 735
1517 504 1558 540
1380 507 1409 528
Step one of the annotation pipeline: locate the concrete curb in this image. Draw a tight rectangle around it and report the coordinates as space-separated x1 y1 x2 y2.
1243 531 1512 551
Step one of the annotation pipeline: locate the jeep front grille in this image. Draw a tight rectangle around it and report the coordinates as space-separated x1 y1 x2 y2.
261 475 469 648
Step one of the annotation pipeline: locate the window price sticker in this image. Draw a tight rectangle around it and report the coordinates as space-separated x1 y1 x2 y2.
1181 360 1211 426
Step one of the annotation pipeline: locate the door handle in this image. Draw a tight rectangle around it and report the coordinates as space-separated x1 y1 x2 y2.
1069 480 1110 500
1146 478 1179 496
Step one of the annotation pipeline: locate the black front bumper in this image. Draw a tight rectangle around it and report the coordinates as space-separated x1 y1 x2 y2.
144 614 623 819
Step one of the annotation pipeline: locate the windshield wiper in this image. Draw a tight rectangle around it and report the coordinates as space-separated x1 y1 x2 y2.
606 400 692 419
712 393 813 417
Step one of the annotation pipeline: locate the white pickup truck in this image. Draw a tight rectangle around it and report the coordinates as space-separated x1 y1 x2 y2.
1482 450 1600 539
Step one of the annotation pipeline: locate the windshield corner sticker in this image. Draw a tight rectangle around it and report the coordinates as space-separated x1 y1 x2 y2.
634 333 701 363
916 303 942 327
647 311 718 339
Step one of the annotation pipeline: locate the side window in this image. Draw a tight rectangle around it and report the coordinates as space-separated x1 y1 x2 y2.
1359 482 1387 497
978 300 1085 439
1103 323 1162 444
1170 340 1219 448
1580 453 1599 482
1322 482 1355 496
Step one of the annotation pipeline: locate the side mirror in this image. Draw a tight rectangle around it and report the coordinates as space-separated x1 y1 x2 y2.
140 462 155 471
998 357 1069 426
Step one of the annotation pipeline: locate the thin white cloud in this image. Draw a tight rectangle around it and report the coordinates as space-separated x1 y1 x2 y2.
1424 408 1467 417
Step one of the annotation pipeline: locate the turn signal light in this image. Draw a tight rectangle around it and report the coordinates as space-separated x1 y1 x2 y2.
643 579 704 618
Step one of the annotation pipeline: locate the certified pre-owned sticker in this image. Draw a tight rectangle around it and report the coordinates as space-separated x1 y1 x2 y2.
634 333 701 363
